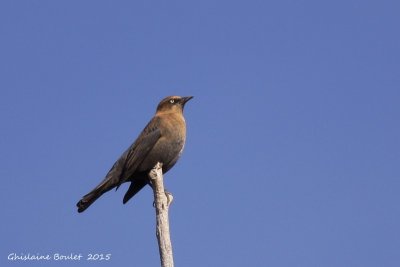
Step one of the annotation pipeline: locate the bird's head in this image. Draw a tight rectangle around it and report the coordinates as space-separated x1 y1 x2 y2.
156 96 193 114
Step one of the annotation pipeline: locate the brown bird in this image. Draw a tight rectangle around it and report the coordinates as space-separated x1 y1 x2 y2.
76 96 193 213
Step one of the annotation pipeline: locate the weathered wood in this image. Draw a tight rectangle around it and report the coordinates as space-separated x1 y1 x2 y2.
149 162 174 267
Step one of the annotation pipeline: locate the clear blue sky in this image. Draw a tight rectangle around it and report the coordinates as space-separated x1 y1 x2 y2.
1 1 399 266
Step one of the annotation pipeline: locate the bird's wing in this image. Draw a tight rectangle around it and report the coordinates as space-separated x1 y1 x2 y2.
119 116 162 183
96 116 162 190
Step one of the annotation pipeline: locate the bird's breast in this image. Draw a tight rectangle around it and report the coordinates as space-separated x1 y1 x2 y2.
138 113 187 172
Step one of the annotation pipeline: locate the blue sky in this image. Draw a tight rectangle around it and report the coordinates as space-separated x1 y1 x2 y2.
1 1 399 266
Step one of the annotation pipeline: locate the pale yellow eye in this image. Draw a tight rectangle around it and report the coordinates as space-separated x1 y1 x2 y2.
169 99 175 104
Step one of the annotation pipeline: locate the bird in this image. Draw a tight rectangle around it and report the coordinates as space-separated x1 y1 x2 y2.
76 95 193 213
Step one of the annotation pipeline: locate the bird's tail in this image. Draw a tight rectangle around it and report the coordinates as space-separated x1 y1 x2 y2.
76 178 116 213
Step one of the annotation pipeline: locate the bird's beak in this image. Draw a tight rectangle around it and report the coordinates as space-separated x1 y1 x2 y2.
181 96 193 106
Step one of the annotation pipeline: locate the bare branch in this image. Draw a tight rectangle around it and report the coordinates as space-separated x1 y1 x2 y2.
149 162 174 267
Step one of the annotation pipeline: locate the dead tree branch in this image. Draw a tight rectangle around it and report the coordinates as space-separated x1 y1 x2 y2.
149 162 174 267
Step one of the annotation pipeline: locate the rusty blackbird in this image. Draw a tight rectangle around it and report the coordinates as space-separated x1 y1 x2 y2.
76 96 193 212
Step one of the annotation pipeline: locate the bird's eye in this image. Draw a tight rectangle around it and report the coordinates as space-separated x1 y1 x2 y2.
169 99 175 104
